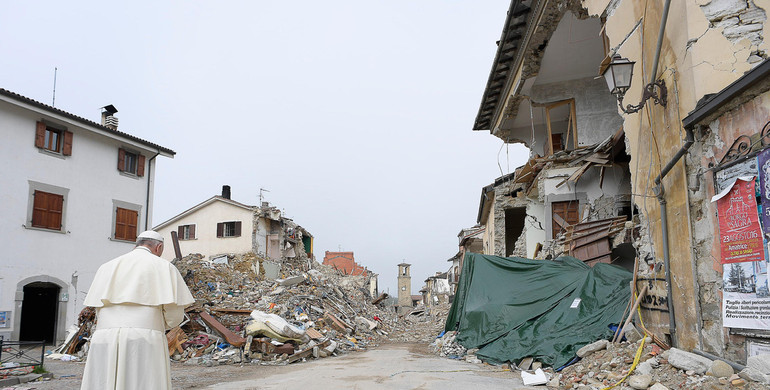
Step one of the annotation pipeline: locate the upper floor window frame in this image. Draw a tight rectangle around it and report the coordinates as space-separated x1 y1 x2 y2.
35 121 73 157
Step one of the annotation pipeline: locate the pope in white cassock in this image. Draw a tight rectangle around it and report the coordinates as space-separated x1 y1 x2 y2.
81 230 194 390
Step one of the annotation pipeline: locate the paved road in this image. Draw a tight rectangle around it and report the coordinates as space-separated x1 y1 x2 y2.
16 343 541 389
207 344 536 390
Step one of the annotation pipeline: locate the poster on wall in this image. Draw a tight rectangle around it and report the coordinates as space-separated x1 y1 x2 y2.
716 159 758 192
0 311 8 328
758 149 770 233
715 177 764 264
714 174 770 329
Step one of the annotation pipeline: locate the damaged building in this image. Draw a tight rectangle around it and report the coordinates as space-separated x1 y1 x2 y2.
154 185 314 278
473 2 635 268
468 0 770 369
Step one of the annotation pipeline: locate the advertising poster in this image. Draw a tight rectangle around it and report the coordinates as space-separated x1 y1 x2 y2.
0 311 7 328
758 149 770 233
716 178 764 264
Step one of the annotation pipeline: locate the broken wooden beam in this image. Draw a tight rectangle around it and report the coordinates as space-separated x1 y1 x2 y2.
199 311 247 347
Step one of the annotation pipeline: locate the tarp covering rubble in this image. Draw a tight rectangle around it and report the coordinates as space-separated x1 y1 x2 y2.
444 253 631 368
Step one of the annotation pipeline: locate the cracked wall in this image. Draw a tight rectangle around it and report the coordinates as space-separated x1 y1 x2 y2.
529 76 625 149
686 90 770 362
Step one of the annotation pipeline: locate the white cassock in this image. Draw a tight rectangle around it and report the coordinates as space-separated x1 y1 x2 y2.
81 247 194 390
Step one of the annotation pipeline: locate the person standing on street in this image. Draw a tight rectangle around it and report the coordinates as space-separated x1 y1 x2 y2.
81 230 194 390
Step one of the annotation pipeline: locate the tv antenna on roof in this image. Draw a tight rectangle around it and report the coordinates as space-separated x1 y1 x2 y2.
52 67 58 107
259 188 270 204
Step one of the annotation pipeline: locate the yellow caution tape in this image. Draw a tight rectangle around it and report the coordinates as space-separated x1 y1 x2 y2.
601 288 648 390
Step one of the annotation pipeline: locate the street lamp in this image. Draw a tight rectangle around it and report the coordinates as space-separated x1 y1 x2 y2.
602 55 667 114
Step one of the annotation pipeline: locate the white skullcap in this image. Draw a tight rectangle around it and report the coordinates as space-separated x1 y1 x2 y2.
137 230 164 242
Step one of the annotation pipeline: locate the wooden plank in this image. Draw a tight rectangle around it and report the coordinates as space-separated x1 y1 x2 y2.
305 328 324 339
323 312 349 333
545 106 554 156
570 99 578 148
199 311 247 347
211 308 253 314
552 213 569 229
571 238 611 261
166 326 188 356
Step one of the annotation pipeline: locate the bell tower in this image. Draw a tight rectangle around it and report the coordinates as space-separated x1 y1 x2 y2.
397 263 411 315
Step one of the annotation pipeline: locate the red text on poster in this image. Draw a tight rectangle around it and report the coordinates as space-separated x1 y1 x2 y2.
718 178 764 264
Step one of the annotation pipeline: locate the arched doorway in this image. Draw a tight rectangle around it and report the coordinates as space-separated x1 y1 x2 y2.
19 282 60 344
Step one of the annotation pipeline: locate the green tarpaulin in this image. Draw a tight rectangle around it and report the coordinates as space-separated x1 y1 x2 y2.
445 253 632 368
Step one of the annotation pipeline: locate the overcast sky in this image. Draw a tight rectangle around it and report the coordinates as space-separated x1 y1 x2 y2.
1 1 528 294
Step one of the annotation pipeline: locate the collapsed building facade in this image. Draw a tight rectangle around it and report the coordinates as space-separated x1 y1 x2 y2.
154 185 314 278
473 0 770 366
474 4 635 269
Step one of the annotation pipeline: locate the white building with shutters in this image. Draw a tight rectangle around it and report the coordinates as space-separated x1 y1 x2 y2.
154 185 315 265
0 88 174 344
153 187 256 262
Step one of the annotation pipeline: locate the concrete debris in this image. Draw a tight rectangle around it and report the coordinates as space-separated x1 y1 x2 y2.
707 359 735 378
556 337 770 389
577 339 609 358
628 373 652 389
49 252 403 367
747 353 770 375
664 347 713 374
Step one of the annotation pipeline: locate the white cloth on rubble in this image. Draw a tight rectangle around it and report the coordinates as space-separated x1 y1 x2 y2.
81 247 194 390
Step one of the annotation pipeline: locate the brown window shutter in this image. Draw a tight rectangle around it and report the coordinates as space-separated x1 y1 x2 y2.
31 191 46 227
234 221 242 237
190 224 196 239
178 225 184 237
35 122 46 148
118 148 126 171
216 222 224 237
137 154 146 177
62 131 73 156
128 210 138 241
31 191 64 230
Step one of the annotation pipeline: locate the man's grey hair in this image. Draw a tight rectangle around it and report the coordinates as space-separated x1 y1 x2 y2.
136 237 163 247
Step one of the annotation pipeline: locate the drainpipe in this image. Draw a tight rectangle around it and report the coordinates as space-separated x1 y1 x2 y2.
145 151 160 231
653 126 693 348
647 0 680 346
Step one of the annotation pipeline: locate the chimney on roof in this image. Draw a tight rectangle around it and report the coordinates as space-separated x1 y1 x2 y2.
101 105 119 130
222 185 231 199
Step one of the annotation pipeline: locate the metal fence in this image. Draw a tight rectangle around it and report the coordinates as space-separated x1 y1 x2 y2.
0 340 45 368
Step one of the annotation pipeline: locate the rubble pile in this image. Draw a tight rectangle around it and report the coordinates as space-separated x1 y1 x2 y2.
554 338 770 389
54 252 400 367
388 303 451 343
430 327 770 389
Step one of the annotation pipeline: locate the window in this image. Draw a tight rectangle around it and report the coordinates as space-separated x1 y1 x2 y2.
35 122 72 156
216 221 241 238
115 207 139 241
31 191 63 230
543 99 577 156
178 224 196 240
117 148 145 176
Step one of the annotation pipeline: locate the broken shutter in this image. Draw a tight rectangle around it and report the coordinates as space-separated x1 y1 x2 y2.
62 131 73 156
35 122 46 148
137 154 146 177
551 201 579 239
216 222 224 237
234 221 242 237
117 148 126 171
189 224 196 239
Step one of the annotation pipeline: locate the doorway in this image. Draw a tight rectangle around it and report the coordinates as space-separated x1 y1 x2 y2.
19 282 60 344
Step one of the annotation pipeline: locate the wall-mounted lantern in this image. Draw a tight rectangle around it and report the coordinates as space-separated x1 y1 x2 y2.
602 55 667 114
